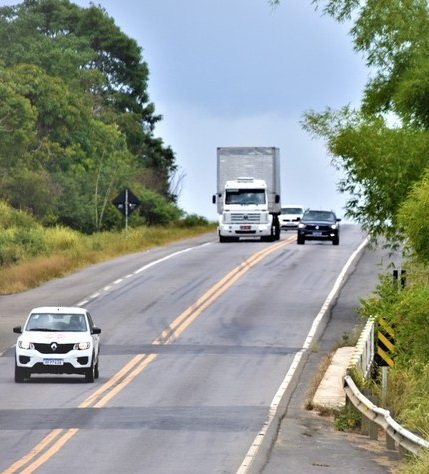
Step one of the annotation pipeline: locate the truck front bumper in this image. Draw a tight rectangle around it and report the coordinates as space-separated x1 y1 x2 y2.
218 223 272 237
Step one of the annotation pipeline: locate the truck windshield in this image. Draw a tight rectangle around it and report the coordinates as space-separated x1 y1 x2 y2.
225 189 266 205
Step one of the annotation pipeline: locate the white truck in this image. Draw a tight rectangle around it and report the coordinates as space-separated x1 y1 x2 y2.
212 147 281 243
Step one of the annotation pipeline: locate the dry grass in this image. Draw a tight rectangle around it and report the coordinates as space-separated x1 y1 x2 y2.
305 352 334 411
0 225 216 294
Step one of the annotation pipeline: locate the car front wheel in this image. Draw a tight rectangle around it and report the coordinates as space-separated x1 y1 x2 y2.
85 358 96 383
297 235 305 245
94 358 99 379
15 363 29 383
332 236 340 245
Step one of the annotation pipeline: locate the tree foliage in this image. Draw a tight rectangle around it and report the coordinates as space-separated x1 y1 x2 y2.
302 0 429 252
0 0 179 232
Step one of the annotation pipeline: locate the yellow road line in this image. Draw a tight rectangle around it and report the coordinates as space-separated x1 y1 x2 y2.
3 236 295 473
79 354 146 408
2 429 63 474
20 429 79 474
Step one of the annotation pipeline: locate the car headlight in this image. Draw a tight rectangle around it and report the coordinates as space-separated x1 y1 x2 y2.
18 341 34 350
298 223 306 229
330 224 337 229
74 342 91 350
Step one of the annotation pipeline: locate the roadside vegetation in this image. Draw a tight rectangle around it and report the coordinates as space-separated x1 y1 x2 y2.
0 200 215 294
0 0 183 233
0 1 217 293
272 0 429 472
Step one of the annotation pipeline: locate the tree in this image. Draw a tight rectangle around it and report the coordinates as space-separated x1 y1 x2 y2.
300 0 429 245
0 0 179 230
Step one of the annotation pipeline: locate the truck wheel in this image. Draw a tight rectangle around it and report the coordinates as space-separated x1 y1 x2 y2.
274 218 281 240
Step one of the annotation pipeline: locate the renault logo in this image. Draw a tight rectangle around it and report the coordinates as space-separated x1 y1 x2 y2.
51 343 58 351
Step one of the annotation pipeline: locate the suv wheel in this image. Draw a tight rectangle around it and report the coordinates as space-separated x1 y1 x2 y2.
297 235 305 245
332 236 339 245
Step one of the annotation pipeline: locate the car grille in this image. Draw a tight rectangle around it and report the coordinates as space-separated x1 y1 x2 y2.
305 224 331 231
33 343 75 354
230 213 261 224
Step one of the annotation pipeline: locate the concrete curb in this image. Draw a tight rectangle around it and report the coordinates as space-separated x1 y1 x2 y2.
313 346 355 410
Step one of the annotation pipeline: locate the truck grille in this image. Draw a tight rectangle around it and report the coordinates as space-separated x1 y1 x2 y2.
230 213 261 223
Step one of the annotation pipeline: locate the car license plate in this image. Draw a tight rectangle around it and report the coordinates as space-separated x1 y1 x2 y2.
313 231 322 236
240 225 251 230
43 359 64 366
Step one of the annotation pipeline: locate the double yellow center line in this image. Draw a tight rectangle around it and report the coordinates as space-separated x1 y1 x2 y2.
3 236 295 474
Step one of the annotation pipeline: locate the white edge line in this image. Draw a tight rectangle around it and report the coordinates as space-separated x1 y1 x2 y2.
236 237 369 474
77 242 212 304
134 246 194 274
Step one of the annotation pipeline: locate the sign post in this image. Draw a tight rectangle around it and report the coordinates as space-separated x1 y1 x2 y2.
112 188 141 236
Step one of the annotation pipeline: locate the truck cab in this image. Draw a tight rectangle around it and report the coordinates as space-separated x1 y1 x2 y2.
213 177 279 242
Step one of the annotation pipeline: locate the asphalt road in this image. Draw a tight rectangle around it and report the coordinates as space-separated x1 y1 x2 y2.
262 236 402 474
0 226 400 473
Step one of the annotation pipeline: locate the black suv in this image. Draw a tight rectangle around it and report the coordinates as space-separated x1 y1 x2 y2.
297 209 341 245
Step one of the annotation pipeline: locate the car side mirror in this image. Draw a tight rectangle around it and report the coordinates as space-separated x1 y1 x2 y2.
337 218 342 222
91 327 101 335
13 326 22 334
212 194 216 204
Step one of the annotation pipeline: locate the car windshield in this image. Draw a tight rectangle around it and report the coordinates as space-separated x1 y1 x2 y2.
225 189 266 205
282 207 303 214
26 313 87 332
303 210 336 222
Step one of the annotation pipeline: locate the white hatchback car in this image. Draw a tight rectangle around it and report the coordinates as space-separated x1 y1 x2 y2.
13 306 101 383
279 205 305 230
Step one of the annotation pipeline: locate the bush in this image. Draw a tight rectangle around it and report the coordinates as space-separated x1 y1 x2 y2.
175 213 210 227
0 226 46 265
44 226 81 251
0 200 39 229
334 404 361 431
138 188 183 226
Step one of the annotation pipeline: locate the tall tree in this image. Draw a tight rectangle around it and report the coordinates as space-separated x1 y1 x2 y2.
0 0 179 231
300 0 429 244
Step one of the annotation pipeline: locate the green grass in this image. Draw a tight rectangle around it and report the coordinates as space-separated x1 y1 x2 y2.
0 224 216 294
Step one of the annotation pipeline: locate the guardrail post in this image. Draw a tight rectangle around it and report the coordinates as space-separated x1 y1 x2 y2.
369 419 378 440
361 414 369 435
386 432 396 450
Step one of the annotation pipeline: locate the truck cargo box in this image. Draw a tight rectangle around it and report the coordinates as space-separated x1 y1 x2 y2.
216 147 281 214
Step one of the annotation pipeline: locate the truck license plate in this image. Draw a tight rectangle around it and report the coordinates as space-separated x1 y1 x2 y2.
43 359 64 366
240 225 251 230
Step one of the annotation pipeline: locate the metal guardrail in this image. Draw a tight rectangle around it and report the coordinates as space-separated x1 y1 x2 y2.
344 375 429 455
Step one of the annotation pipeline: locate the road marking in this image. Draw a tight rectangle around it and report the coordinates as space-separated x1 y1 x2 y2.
1 429 63 474
3 236 295 473
236 237 369 473
20 429 79 474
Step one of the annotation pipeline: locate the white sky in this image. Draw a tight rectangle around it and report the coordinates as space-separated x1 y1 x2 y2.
1 0 368 220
